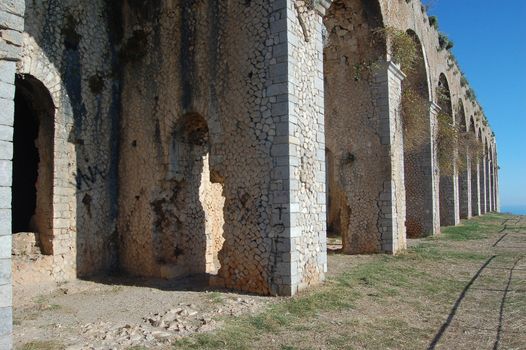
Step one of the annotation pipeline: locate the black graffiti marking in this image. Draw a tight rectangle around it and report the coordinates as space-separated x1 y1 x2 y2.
76 165 107 190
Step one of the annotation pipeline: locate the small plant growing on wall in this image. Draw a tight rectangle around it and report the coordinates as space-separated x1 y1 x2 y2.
429 16 439 29
437 112 460 176
437 85 451 104
438 33 454 50
402 87 430 153
374 27 418 71
461 132 484 163
460 75 468 88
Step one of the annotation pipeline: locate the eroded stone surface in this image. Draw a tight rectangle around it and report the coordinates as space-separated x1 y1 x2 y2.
0 0 501 346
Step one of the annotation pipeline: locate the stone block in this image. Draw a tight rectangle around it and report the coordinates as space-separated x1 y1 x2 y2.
0 259 10 284
0 210 10 236
0 61 16 85
0 29 22 47
0 187 10 209
0 125 12 143
0 0 25 16
0 160 11 188
0 39 20 60
0 333 11 350
0 10 23 31
266 83 287 97
0 82 14 101
0 235 10 259
0 306 12 338
0 284 11 308
0 98 14 126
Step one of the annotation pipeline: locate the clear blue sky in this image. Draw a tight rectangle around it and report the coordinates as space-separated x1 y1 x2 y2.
426 0 526 209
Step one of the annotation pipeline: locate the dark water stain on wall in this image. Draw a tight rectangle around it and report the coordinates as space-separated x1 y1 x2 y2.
180 0 198 111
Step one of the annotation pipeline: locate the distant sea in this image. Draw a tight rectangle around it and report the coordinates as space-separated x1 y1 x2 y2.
501 205 526 215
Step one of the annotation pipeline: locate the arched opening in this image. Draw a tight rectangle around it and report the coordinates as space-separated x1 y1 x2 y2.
401 30 433 238
436 73 457 227
469 118 480 216
484 139 493 213
325 147 346 252
12 74 55 255
457 100 470 219
490 148 496 212
154 113 225 279
478 133 486 214
323 0 387 254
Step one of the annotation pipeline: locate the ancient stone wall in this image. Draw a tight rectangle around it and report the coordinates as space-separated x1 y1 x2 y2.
0 1 504 346
323 0 387 254
402 31 435 238
10 0 120 287
117 0 328 295
378 0 497 225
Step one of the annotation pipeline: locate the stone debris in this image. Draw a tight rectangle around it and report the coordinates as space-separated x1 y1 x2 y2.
57 297 264 349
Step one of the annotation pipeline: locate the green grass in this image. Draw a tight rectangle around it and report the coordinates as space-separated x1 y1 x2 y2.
174 252 469 349
207 291 224 304
21 341 64 350
441 220 493 241
172 213 522 349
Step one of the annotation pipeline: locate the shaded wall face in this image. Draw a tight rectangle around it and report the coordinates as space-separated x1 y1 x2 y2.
118 0 292 294
471 155 480 216
12 77 54 256
437 78 457 227
323 0 386 254
402 40 432 238
14 0 121 283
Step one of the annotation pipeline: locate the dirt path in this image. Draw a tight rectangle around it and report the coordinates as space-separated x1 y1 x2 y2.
13 214 526 349
13 276 272 349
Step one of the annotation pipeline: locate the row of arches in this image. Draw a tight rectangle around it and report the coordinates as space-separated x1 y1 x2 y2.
7 0 499 297
321 0 499 255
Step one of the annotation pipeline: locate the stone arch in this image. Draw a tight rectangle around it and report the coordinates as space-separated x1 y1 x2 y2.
456 99 470 219
14 34 78 282
484 139 492 211
436 73 458 227
323 0 389 254
489 143 497 212
154 112 226 278
12 74 55 255
478 131 487 214
401 29 434 238
469 116 480 216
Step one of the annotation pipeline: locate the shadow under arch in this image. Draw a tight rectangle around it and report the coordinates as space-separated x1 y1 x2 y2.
468 116 480 216
477 130 487 214
12 74 55 255
457 99 471 219
484 139 492 211
323 0 388 255
436 73 457 227
401 29 435 238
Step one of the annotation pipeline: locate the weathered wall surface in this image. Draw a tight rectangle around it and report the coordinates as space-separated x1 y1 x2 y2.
117 0 326 295
286 0 327 293
12 0 120 285
323 0 388 254
379 0 497 227
0 0 500 326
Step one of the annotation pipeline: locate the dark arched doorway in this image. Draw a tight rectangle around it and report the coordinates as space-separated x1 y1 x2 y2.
12 74 55 255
